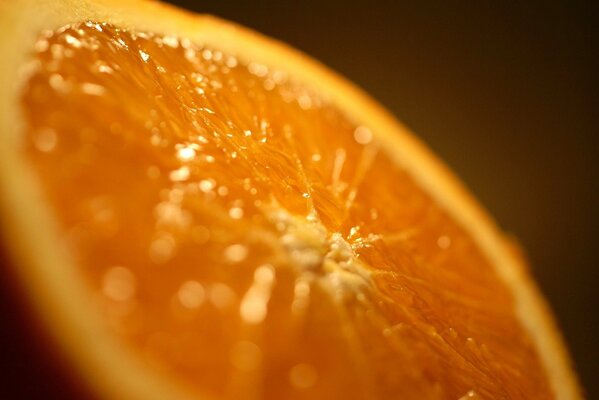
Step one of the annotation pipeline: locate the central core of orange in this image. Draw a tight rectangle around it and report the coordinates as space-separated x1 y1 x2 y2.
21 22 550 399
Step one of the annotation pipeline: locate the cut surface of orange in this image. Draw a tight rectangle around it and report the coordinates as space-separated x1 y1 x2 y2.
0 1 582 399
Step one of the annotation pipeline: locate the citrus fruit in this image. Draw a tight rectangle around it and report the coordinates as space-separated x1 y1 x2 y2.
0 0 582 399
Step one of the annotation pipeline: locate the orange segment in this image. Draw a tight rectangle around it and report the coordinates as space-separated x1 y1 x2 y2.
22 22 549 399
0 1 582 399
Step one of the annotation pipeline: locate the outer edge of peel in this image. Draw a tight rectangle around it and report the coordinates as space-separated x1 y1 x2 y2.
0 0 583 399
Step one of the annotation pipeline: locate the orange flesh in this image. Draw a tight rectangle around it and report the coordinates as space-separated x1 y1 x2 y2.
20 23 551 399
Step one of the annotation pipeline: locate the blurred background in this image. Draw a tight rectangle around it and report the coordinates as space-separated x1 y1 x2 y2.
169 0 598 396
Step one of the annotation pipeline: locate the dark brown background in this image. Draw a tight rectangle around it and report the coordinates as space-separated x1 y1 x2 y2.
168 0 597 396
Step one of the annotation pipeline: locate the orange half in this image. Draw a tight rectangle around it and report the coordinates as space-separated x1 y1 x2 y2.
0 0 582 399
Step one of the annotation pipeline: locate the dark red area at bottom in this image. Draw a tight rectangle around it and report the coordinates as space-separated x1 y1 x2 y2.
0 242 92 399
